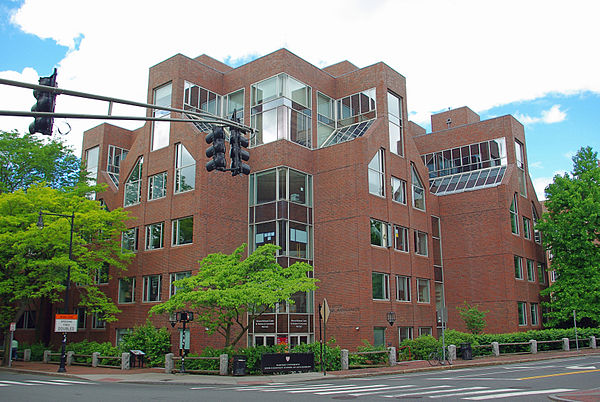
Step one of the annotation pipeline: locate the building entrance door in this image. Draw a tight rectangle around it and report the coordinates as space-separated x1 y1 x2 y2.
253 335 275 346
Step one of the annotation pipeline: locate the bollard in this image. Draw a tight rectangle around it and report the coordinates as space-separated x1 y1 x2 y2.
121 352 130 370
67 351 74 366
165 353 174 374
219 354 228 376
92 352 100 367
388 347 397 366
491 342 500 357
341 349 349 371
529 340 537 354
43 350 51 364
448 345 457 361
590 336 597 349
23 349 31 362
562 338 570 351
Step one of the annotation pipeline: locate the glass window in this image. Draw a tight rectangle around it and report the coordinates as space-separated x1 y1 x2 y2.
373 327 386 347
85 146 99 183
252 221 276 249
289 222 309 258
414 230 428 256
388 91 403 156
107 145 128 187
289 169 307 204
369 149 385 197
532 204 542 244
537 262 547 285
92 313 106 329
16 310 36 329
146 222 164 250
530 303 539 326
115 328 131 347
95 263 109 285
152 83 172 151
76 308 86 329
225 89 244 121
118 277 135 303
121 228 139 252
124 157 143 207
399 327 413 342
419 327 432 337
514 256 523 279
175 143 195 193
510 193 519 234
515 140 527 197
148 172 167 200
396 275 410 302
523 217 532 240
143 274 161 302
417 278 430 303
518 302 527 326
411 164 425 210
391 176 407 204
172 216 193 246
255 170 276 204
372 272 390 300
169 271 191 297
370 219 389 247
394 225 409 252
526 259 535 282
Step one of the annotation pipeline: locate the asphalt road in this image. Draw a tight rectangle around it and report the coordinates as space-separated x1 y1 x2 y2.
1 354 599 401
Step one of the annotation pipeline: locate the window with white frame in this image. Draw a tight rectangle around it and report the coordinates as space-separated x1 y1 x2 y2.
537 262 547 284
118 277 135 303
172 216 193 246
510 193 519 234
148 172 167 200
514 255 523 279
175 143 195 193
518 301 527 326
532 204 542 244
143 274 162 302
370 219 389 247
515 140 527 197
411 164 425 210
169 271 192 297
95 263 109 284
373 327 386 347
396 275 410 302
85 146 99 185
116 328 131 346
146 222 164 250
530 303 539 326
387 91 404 156
152 83 172 151
368 149 385 197
107 145 128 187
394 225 409 252
414 230 428 256
526 259 535 282
417 278 430 303
124 157 143 207
225 88 244 121
372 272 390 300
419 327 432 337
523 217 532 240
92 313 106 329
399 327 413 342
16 310 36 329
121 228 138 253
391 176 407 204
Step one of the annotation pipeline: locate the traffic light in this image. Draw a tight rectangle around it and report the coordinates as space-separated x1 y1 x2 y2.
29 68 58 136
205 126 226 172
229 127 250 176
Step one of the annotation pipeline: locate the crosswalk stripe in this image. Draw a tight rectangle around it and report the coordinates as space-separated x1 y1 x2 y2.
348 385 419 396
0 380 39 386
315 384 413 395
25 380 71 385
50 379 93 384
236 383 335 391
288 384 386 393
429 388 519 398
384 386 485 398
464 388 575 400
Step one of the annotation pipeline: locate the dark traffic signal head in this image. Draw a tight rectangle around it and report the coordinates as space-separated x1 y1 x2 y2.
205 126 226 172
29 68 58 136
229 127 250 176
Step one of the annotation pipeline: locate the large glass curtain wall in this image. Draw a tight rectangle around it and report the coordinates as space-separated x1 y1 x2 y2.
251 74 312 148
248 167 313 260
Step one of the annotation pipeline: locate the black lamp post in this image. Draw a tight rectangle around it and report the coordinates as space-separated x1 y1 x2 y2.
169 311 194 373
38 210 75 373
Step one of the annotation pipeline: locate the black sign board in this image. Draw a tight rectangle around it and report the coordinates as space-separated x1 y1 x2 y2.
261 353 315 374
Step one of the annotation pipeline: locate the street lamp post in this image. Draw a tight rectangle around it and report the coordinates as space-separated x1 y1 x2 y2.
38 210 75 373
169 311 194 373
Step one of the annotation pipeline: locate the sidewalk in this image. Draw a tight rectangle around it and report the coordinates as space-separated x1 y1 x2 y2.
1 348 599 387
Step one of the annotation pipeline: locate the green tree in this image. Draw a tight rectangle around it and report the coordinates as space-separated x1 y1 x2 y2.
0 184 132 364
457 302 488 334
0 130 81 194
150 244 318 347
537 146 600 327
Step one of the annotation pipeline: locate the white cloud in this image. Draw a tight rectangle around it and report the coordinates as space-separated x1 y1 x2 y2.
532 171 565 201
1 0 599 155
515 105 567 125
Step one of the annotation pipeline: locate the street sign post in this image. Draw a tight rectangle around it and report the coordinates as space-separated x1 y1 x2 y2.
54 314 78 333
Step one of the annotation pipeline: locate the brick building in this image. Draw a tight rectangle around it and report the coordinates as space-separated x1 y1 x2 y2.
18 49 547 351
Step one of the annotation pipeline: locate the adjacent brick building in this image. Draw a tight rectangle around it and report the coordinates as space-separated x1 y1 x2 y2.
19 49 547 351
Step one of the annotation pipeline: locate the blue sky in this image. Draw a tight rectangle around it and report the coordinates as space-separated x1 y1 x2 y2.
1 0 599 200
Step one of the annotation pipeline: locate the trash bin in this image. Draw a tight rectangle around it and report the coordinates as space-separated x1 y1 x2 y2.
460 343 472 360
232 355 247 376
130 350 146 368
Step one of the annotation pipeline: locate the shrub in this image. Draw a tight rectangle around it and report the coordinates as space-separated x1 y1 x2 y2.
119 321 171 367
401 335 440 360
348 340 387 367
292 338 341 372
